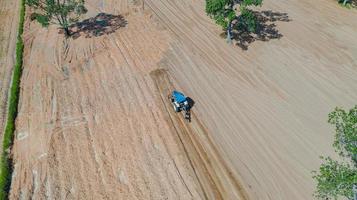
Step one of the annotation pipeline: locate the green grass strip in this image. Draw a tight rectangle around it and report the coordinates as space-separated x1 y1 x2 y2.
0 0 25 198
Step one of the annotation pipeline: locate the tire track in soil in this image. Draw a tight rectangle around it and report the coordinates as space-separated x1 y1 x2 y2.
151 69 249 200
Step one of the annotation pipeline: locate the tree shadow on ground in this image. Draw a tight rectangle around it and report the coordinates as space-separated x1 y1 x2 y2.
231 10 291 50
69 13 127 39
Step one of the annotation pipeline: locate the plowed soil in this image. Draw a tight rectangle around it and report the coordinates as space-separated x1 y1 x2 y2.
147 0 357 199
9 0 357 199
10 2 206 199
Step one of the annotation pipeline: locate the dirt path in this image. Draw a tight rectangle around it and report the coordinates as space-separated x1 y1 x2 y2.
0 0 20 138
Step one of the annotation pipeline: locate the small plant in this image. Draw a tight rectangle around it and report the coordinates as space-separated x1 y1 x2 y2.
313 106 357 200
26 0 88 37
205 0 263 42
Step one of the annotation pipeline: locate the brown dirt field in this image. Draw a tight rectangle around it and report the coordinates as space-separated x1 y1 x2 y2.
151 69 248 200
9 0 357 199
0 0 20 137
145 0 357 199
10 1 206 199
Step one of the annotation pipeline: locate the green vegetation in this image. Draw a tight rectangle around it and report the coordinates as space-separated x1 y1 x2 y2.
205 0 263 41
26 0 87 36
338 0 357 8
0 0 26 198
313 106 357 200
341 0 350 5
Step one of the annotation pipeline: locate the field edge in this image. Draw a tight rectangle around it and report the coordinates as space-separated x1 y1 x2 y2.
0 0 25 198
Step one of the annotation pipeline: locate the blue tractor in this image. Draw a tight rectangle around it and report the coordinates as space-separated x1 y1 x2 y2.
169 90 191 121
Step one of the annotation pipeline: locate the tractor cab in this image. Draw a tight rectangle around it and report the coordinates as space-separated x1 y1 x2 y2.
169 90 191 121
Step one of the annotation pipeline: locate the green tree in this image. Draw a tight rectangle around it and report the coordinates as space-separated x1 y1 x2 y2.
205 0 263 42
338 0 357 8
328 106 357 164
313 106 357 200
26 0 87 36
339 0 350 6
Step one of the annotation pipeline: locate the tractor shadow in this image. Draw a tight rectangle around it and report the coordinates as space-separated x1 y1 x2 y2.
69 13 127 39
185 97 195 122
231 10 291 50
186 97 195 110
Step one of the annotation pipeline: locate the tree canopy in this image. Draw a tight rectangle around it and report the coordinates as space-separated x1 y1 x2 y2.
26 0 87 36
313 106 357 200
205 0 263 38
328 106 357 164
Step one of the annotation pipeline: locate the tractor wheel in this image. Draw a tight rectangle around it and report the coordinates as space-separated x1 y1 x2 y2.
168 95 174 102
184 111 191 122
173 103 179 112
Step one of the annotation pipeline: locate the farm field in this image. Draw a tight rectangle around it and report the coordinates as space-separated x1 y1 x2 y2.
8 0 357 199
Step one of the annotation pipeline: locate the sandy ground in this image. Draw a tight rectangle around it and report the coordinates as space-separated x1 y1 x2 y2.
10 1 206 199
151 69 248 200
145 0 357 199
9 0 357 199
0 0 20 138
